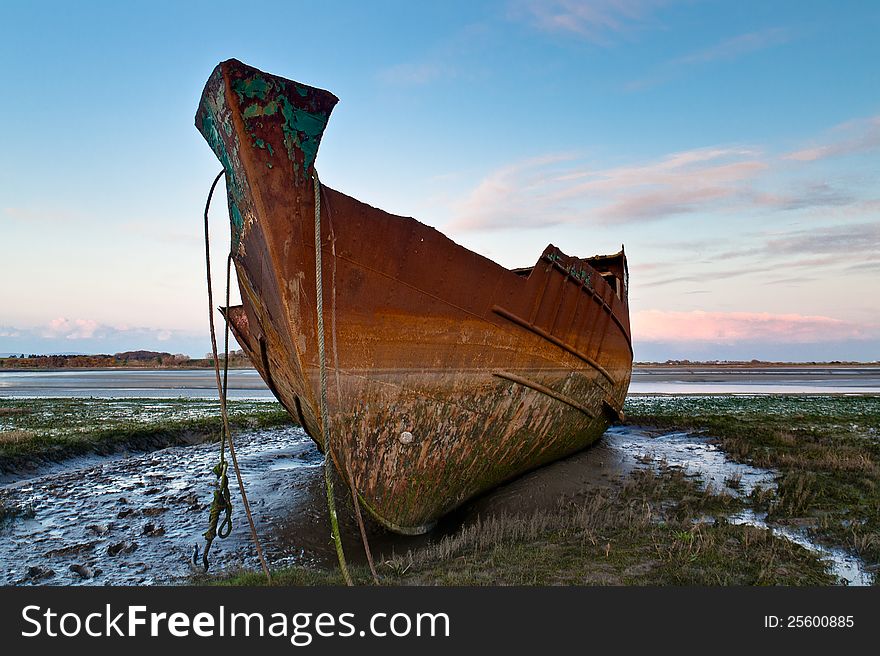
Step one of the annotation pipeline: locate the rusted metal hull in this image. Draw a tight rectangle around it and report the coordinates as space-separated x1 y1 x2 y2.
197 59 633 534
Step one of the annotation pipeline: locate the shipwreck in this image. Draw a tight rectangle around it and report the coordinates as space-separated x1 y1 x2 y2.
196 59 633 534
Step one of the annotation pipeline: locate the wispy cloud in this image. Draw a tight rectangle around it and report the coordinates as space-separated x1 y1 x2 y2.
3 318 197 344
377 62 456 86
704 222 880 265
449 153 578 229
450 146 768 230
746 182 859 212
764 222 880 256
633 310 873 344
41 318 101 340
637 223 880 289
0 320 216 357
511 0 670 44
377 23 489 87
626 27 793 91
637 261 785 288
449 115 880 231
672 27 791 65
783 115 880 162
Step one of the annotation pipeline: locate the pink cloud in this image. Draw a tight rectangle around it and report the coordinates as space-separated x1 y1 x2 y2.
513 0 670 43
449 147 766 230
633 310 873 344
42 318 101 340
671 28 791 65
783 115 880 162
447 114 879 232
31 319 194 343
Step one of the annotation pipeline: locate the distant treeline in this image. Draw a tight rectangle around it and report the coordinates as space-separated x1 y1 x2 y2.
0 350 254 369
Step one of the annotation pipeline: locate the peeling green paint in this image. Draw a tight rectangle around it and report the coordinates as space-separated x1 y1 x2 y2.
250 138 276 158
232 75 271 102
236 79 330 173
198 63 336 251
200 113 234 177
278 95 329 172
242 99 278 118
229 202 244 246
197 68 250 252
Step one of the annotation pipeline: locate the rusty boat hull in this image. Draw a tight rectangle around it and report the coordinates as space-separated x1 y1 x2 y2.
197 59 633 534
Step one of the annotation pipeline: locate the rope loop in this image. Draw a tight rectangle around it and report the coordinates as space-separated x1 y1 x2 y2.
201 169 271 581
202 458 233 570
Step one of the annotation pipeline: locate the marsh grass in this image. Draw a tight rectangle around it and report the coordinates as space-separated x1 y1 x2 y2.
625 395 880 565
0 429 35 445
0 398 293 470
0 407 31 417
212 467 836 587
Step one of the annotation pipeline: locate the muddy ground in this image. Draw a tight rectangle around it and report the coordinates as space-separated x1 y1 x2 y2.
1 411 874 585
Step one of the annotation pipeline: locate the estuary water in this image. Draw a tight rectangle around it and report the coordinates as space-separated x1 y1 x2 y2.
628 366 880 395
1 365 879 398
0 369 274 399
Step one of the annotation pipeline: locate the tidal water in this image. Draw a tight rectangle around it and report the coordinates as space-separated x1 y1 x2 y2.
628 366 880 395
0 369 274 399
2 366 880 398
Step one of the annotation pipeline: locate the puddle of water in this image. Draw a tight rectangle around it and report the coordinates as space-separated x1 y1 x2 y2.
602 426 777 496
728 510 873 587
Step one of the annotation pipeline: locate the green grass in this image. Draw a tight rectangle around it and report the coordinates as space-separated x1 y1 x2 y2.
624 395 880 565
0 398 293 470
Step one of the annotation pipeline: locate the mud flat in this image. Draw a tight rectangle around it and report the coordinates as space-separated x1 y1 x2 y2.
0 398 290 479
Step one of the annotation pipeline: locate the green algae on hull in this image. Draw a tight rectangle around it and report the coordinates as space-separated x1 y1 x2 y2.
228 67 335 174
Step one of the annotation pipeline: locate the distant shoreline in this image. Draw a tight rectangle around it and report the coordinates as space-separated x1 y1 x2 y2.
0 366 256 372
2 362 879 372
0 350 253 371
0 366 255 371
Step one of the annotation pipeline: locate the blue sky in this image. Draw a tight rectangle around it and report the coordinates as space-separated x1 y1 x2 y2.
1 0 878 360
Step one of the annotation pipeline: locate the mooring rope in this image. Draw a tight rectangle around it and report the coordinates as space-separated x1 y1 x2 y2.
322 184 380 583
202 169 271 582
313 169 354 586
